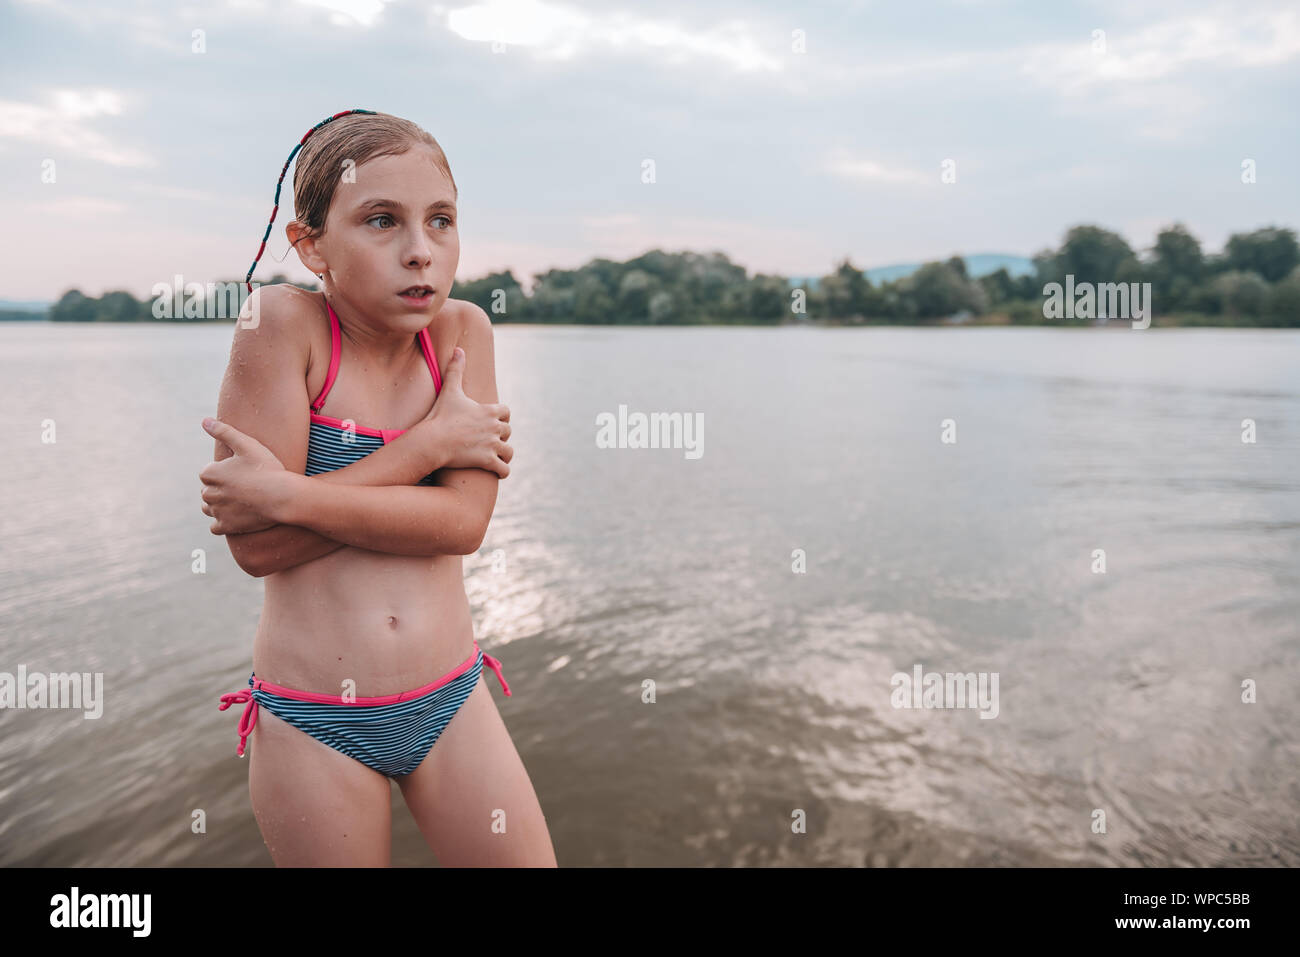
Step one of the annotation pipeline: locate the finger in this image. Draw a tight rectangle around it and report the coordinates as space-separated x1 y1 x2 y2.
202 417 254 455
494 403 510 422
201 502 212 517
498 441 513 463
499 422 511 440
495 456 510 478
441 346 467 392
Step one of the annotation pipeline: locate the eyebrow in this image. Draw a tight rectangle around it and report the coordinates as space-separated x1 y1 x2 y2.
356 198 456 213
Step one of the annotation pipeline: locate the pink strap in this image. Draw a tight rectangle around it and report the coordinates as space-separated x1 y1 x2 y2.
419 327 442 395
217 689 259 758
310 301 342 413
482 652 512 696
313 303 439 413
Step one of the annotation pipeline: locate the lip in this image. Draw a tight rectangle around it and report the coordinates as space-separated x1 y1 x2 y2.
397 287 435 304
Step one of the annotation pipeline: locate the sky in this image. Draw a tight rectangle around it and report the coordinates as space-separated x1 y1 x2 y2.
1 0 1297 300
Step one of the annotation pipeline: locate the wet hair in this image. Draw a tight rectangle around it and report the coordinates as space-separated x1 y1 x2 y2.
245 109 457 292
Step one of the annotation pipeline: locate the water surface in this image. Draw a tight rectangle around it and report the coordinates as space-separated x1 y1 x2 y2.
0 322 1296 866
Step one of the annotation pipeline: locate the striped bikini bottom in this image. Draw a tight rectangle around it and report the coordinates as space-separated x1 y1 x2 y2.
218 641 511 778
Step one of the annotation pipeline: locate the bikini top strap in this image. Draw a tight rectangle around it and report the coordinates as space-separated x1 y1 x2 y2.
310 300 343 413
418 326 442 396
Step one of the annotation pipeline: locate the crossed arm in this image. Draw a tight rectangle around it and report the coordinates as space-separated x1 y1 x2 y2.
224 423 482 578
209 294 502 579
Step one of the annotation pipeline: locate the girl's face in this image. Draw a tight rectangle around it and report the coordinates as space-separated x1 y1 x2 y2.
299 144 459 327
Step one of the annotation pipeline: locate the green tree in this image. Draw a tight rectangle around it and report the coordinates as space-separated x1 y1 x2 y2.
529 282 575 322
648 289 676 324
617 269 654 321
978 267 1017 306
1148 223 1204 309
1224 227 1300 282
747 274 790 321
49 290 96 322
572 273 615 324
1265 265 1300 327
454 270 526 321
1013 273 1041 300
100 290 145 321
903 261 983 319
1213 270 1270 319
819 258 871 320
1047 225 1141 284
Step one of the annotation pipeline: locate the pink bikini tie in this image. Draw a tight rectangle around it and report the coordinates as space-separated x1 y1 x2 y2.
217 687 259 758
482 652 512 697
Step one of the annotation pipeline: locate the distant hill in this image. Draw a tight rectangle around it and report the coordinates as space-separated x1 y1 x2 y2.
0 299 51 320
871 253 1035 282
0 299 51 313
791 253 1035 290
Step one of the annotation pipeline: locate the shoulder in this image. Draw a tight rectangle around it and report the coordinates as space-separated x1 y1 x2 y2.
232 283 321 363
441 297 492 340
437 299 498 399
430 297 494 358
236 282 320 336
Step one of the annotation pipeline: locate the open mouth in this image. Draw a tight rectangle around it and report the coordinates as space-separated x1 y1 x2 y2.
398 286 434 301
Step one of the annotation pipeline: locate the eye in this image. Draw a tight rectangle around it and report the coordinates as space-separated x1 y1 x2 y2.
433 215 454 229
366 213 395 229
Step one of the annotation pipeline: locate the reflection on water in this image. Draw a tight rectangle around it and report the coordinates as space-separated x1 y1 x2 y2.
0 323 1297 866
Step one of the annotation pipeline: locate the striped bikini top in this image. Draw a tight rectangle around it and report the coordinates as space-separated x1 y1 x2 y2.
306 301 442 484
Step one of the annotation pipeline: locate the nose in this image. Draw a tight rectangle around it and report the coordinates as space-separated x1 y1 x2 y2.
402 224 433 269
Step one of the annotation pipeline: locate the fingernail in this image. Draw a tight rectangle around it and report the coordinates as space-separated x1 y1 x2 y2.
202 417 214 428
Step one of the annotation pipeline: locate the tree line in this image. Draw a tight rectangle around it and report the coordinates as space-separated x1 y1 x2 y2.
35 222 1300 326
791 223 1298 327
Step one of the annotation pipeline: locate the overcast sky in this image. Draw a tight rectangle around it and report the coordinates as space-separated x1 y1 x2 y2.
2 0 1297 300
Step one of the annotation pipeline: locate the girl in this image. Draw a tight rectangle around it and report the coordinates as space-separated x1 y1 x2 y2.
200 109 556 867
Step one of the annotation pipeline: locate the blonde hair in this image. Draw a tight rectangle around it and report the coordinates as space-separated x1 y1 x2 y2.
290 111 457 247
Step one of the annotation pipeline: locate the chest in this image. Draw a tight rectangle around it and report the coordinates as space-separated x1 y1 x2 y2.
305 421 439 486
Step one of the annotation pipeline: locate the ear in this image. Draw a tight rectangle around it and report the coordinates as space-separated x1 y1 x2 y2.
286 220 327 274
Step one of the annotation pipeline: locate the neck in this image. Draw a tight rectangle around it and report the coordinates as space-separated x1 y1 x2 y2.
327 294 422 368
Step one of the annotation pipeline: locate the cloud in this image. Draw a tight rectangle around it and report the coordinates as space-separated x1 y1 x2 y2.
294 0 396 28
443 0 783 71
823 151 931 186
1011 6 1300 140
1021 5 1300 96
0 91 156 167
50 88 123 119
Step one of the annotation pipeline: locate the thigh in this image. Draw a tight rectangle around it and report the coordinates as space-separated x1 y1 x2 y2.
248 706 393 866
396 675 556 867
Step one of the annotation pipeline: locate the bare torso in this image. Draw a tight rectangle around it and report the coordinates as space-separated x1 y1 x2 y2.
251 291 475 695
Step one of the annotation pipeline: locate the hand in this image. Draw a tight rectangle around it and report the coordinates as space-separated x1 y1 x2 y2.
422 346 513 478
199 417 297 534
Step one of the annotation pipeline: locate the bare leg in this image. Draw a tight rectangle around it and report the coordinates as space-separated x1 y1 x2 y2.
396 675 556 867
248 707 393 866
